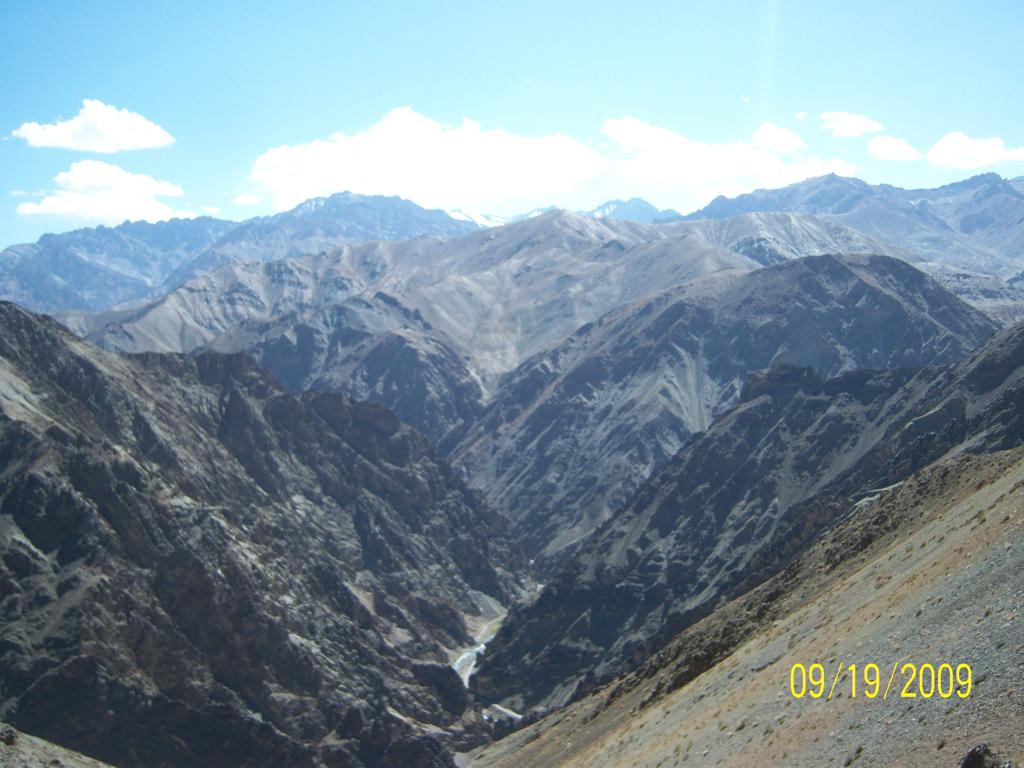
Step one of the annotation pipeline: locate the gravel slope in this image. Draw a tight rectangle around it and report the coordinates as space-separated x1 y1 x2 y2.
463 448 1024 767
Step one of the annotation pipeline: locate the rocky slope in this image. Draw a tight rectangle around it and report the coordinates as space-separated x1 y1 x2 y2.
453 254 997 559
0 301 520 767
465 447 1024 767
0 217 234 313
0 724 117 768
211 292 484 445
471 317 1024 713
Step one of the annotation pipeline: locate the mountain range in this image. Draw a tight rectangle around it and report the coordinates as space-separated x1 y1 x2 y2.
6 173 1024 320
0 217 235 313
3 172 1024 766
1 193 477 314
678 172 1024 277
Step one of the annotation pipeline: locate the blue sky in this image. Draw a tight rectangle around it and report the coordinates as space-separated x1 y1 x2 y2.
2 0 1023 245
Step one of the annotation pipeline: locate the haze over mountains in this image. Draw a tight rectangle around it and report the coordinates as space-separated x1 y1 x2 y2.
3 172 1024 766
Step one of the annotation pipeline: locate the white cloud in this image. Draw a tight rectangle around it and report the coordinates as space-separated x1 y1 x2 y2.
233 193 261 206
16 160 193 223
601 117 857 212
794 111 809 121
245 108 859 218
741 95 752 104
926 131 1024 169
819 111 884 138
10 189 27 197
752 122 806 155
202 206 222 216
12 99 174 153
249 106 607 211
868 136 923 162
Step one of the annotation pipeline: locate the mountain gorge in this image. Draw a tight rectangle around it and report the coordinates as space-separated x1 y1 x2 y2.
56 208 1004 562
0 302 519 767
471 317 1024 713
64 212 978 554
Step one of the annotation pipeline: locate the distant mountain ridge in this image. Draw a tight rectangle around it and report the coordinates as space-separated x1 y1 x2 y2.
674 172 1024 279
582 198 681 223
0 216 235 312
8 174 1024 318
1 193 477 313
168 191 478 288
447 199 682 229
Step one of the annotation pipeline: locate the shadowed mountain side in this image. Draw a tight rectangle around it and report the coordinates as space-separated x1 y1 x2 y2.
471 317 1024 713
0 302 520 767
453 254 997 560
208 293 485 444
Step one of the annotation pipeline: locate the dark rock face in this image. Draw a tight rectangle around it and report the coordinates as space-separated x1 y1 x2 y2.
0 302 518 767
454 254 997 561
472 318 1024 712
959 744 1016 768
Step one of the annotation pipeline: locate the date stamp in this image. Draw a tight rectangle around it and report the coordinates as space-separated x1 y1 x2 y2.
789 662 972 700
